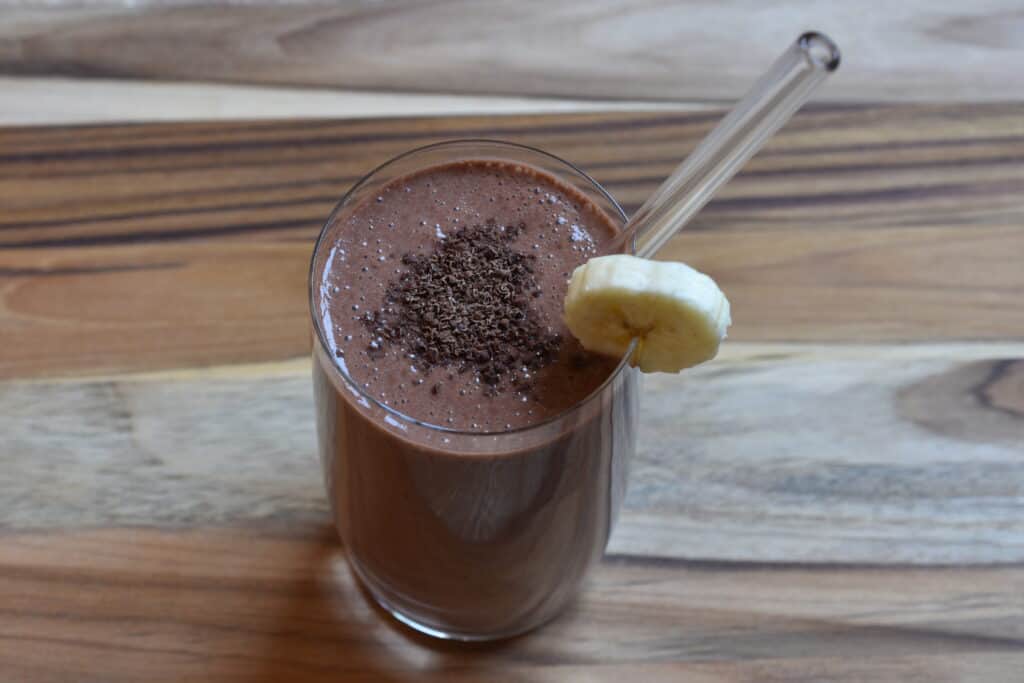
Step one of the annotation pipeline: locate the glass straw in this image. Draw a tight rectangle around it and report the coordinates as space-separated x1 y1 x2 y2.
614 32 840 258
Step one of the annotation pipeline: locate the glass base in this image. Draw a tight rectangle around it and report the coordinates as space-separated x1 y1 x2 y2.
346 555 559 642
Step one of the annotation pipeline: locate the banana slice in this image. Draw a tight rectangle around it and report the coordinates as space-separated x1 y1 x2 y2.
563 254 731 373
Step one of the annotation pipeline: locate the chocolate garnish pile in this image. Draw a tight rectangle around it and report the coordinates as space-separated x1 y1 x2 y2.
362 220 560 391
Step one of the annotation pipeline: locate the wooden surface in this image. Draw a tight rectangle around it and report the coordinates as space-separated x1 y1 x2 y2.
5 345 1024 565
3 105 1023 378
2 105 1023 680
0 75 685 126
4 1 1024 103
3 528 1023 683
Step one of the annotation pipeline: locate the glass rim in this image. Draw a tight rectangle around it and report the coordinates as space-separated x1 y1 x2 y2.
308 138 636 437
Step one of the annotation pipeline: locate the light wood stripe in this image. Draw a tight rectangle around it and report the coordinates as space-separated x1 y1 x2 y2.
2 1 1022 102
3 343 1022 565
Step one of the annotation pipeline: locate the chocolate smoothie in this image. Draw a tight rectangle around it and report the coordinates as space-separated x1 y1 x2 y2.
312 149 639 638
318 159 621 430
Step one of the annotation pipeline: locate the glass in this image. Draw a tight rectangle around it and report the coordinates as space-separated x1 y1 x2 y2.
309 141 640 641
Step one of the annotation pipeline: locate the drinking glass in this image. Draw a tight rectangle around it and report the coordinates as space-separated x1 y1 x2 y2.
309 140 640 641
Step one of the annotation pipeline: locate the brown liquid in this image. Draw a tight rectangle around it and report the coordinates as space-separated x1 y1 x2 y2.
312 158 638 637
316 159 619 432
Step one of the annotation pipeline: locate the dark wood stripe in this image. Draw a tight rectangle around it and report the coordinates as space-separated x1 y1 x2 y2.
0 218 318 249
973 358 1024 419
603 553 1024 573
0 194 345 232
0 262 183 277
0 113 720 165
8 102 995 166
607 180 1015 212
760 135 1024 158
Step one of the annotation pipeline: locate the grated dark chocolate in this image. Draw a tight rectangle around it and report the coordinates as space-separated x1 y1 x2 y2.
361 220 561 393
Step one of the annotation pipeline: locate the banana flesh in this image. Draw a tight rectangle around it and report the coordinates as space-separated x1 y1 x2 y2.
563 254 731 373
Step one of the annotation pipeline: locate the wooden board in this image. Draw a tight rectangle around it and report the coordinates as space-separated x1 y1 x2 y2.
2 104 1023 379
3 1 1024 103
2 528 1022 683
0 75 686 126
2 106 1023 680
4 345 1023 565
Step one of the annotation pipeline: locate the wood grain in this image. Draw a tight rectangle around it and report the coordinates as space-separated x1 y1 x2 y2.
1 526 1021 682
2 102 1023 680
0 76 686 126
2 104 1023 379
3 1 1024 102
4 343 1023 564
